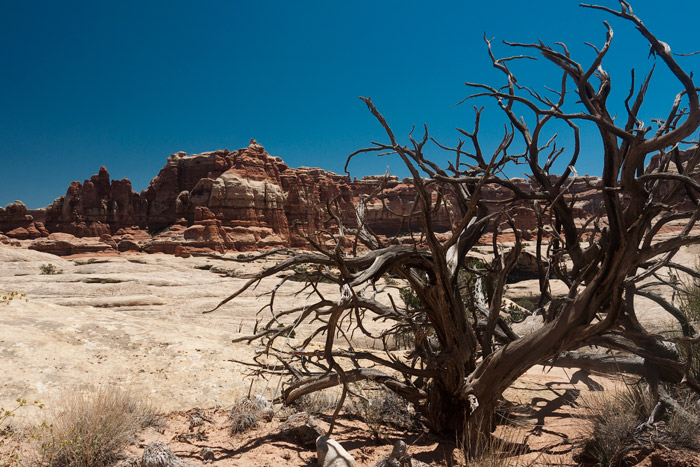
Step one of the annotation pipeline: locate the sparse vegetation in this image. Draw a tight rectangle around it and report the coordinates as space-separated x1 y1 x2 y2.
578 384 700 466
578 385 650 466
37 387 159 467
511 296 536 312
347 388 418 433
383 275 398 286
1 292 26 305
229 397 270 434
678 271 700 381
462 432 535 467
291 391 341 415
399 287 422 311
39 264 62 275
1 399 44 467
1 399 43 432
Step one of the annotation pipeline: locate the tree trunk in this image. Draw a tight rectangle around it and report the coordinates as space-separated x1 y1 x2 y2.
424 379 468 434
423 378 496 454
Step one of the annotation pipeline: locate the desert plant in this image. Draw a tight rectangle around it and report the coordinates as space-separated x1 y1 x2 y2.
291 391 341 415
511 296 536 313
39 264 62 275
38 387 158 467
348 388 418 433
1 399 45 467
578 383 700 466
578 385 650 466
666 392 700 451
229 397 270 434
383 276 398 286
1 292 26 306
398 287 422 311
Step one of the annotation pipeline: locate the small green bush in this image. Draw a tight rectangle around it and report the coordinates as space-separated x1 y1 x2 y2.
511 296 537 312
399 287 422 310
39 264 62 275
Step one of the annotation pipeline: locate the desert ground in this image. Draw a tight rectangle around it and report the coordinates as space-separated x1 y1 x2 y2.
1 240 699 465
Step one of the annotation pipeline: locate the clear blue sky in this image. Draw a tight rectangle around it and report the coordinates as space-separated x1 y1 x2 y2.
2 1 700 208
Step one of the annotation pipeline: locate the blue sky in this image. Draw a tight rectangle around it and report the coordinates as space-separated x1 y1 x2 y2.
2 1 700 208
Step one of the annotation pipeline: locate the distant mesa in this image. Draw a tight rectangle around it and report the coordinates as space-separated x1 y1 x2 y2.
0 139 688 257
0 140 448 256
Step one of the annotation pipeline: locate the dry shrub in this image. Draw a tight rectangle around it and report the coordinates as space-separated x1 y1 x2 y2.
38 387 158 467
229 396 270 434
678 270 700 380
39 264 62 275
461 417 535 467
578 384 656 466
578 380 700 466
290 390 340 415
666 392 700 452
348 387 418 432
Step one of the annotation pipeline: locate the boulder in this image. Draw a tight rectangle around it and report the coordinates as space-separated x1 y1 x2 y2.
99 234 118 250
6 227 29 240
316 436 355 467
0 234 20 247
28 233 114 256
117 239 141 252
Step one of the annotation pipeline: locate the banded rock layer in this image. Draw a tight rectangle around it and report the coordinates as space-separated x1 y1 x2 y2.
0 139 655 256
1 141 454 255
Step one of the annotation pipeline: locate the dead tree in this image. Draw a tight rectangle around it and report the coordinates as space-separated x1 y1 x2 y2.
208 1 700 448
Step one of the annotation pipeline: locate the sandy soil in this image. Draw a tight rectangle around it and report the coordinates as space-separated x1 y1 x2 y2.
1 240 699 465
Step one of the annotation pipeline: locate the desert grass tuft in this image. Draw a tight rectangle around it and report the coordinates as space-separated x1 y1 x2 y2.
37 387 159 467
576 384 650 466
229 397 270 434
459 417 536 467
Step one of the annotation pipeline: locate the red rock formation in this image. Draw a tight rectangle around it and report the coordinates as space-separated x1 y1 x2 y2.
28 233 115 256
43 166 147 236
12 139 693 256
0 201 49 239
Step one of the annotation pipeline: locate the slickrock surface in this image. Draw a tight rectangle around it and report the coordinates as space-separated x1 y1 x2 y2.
2 237 698 416
0 245 388 415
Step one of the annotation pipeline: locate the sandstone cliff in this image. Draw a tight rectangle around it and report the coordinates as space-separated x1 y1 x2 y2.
2 139 689 256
